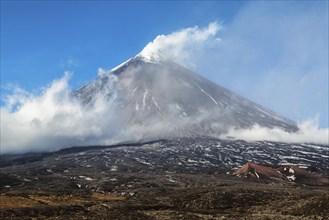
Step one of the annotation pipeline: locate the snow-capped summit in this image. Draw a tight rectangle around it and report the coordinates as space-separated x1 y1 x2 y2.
135 35 166 62
111 50 163 73
136 49 162 63
74 54 298 139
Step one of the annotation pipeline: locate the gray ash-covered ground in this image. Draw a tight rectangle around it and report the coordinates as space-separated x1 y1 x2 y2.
1 137 328 219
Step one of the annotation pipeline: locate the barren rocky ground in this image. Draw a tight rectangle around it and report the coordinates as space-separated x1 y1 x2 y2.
1 138 328 219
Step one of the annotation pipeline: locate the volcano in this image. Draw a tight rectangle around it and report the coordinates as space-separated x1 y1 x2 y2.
74 52 297 139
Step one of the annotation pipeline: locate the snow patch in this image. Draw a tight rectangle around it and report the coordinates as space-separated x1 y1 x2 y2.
136 50 163 63
110 166 118 172
152 96 161 110
79 175 94 181
287 175 296 181
142 84 148 110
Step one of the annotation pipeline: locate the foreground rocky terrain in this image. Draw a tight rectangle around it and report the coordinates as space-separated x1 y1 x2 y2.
1 137 328 219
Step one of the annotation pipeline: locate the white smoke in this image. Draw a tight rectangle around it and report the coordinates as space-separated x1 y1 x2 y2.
138 22 221 68
221 118 329 145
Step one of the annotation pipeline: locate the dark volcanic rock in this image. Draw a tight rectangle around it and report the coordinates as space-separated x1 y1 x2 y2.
1 137 328 219
1 137 328 181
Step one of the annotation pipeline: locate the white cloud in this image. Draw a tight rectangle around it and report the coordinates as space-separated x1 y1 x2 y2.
139 22 221 68
222 117 329 145
0 73 121 153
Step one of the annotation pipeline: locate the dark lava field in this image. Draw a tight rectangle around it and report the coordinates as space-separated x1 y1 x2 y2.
1 137 328 219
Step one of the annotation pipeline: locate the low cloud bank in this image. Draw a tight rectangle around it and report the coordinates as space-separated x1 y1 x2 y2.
222 119 329 145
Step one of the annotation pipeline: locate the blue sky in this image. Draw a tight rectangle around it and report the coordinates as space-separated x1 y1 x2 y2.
1 1 328 128
1 1 243 89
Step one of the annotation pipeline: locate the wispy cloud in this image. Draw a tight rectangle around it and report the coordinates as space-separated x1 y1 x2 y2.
191 1 328 128
59 56 80 70
221 117 329 145
97 67 110 76
137 2 328 128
